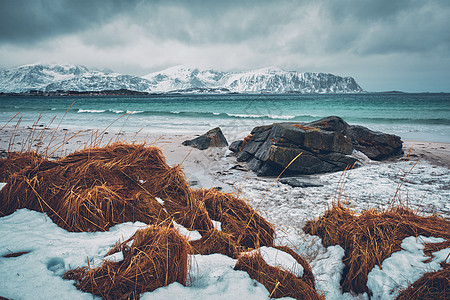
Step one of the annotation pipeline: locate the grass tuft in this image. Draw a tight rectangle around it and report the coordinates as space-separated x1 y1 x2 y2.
303 203 450 295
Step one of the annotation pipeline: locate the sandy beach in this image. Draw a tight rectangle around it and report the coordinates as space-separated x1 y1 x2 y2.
402 140 450 169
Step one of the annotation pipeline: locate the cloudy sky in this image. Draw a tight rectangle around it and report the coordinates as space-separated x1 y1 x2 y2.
0 0 449 92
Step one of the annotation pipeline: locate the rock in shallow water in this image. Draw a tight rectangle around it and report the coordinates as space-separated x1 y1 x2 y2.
230 116 403 176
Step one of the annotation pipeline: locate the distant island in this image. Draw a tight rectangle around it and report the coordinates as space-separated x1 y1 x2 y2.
376 91 406 94
0 64 365 94
0 88 151 97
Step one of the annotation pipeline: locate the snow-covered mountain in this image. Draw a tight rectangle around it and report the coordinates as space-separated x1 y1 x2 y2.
143 66 364 93
0 64 152 93
0 64 365 94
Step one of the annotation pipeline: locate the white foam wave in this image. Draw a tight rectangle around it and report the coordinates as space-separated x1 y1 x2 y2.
78 109 105 113
272 115 296 120
109 109 124 114
126 110 144 114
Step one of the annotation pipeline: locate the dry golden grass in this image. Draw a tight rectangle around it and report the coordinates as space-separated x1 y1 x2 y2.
0 143 179 231
190 228 238 257
193 188 275 250
272 245 316 290
303 203 450 295
234 248 324 299
396 262 449 299
0 151 44 182
0 141 278 249
63 226 191 300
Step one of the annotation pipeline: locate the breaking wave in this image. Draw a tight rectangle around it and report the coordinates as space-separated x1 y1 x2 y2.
73 108 450 125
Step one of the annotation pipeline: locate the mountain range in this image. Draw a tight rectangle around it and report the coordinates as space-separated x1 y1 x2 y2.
0 64 365 94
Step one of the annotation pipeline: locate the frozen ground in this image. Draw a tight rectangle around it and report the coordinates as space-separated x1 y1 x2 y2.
0 128 449 299
213 152 450 299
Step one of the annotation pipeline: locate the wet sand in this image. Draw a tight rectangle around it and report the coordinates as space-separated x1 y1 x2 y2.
402 140 450 169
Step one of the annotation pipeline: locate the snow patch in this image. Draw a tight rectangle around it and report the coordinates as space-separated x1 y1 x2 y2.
146 254 271 300
103 251 124 263
309 245 357 300
173 221 202 241
0 209 146 299
244 246 304 277
211 220 222 231
367 235 449 299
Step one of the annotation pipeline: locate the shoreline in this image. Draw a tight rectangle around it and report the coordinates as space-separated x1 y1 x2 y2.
402 140 450 169
1 125 449 170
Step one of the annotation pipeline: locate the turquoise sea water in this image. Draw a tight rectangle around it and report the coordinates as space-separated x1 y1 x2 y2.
1 93 449 142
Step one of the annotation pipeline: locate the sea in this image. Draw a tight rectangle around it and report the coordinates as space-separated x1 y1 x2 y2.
1 93 449 143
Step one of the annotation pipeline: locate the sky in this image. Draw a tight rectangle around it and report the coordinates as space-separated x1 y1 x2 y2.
0 0 449 92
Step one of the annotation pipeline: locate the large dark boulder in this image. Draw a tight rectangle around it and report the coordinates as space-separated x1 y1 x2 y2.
230 116 403 176
183 127 228 150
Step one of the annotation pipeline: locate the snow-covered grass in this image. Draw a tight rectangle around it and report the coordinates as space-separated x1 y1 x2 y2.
1 208 447 299
0 157 449 299
0 209 147 299
0 208 283 300
218 158 449 299
367 236 449 299
223 160 449 230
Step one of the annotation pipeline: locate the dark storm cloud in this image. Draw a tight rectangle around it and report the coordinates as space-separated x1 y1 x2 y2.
2 0 448 55
323 0 450 55
0 0 292 47
0 0 139 44
132 0 449 56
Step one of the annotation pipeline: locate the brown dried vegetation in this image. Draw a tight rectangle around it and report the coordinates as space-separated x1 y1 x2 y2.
0 141 318 299
0 144 182 231
234 249 323 299
396 262 449 300
63 226 191 300
303 203 450 295
194 188 275 250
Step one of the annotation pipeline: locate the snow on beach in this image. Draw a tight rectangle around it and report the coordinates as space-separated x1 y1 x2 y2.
224 159 450 229
0 208 280 299
215 153 450 299
0 128 449 299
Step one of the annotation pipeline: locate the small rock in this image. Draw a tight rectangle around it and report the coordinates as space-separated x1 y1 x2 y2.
230 164 248 171
279 177 324 188
182 127 228 150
